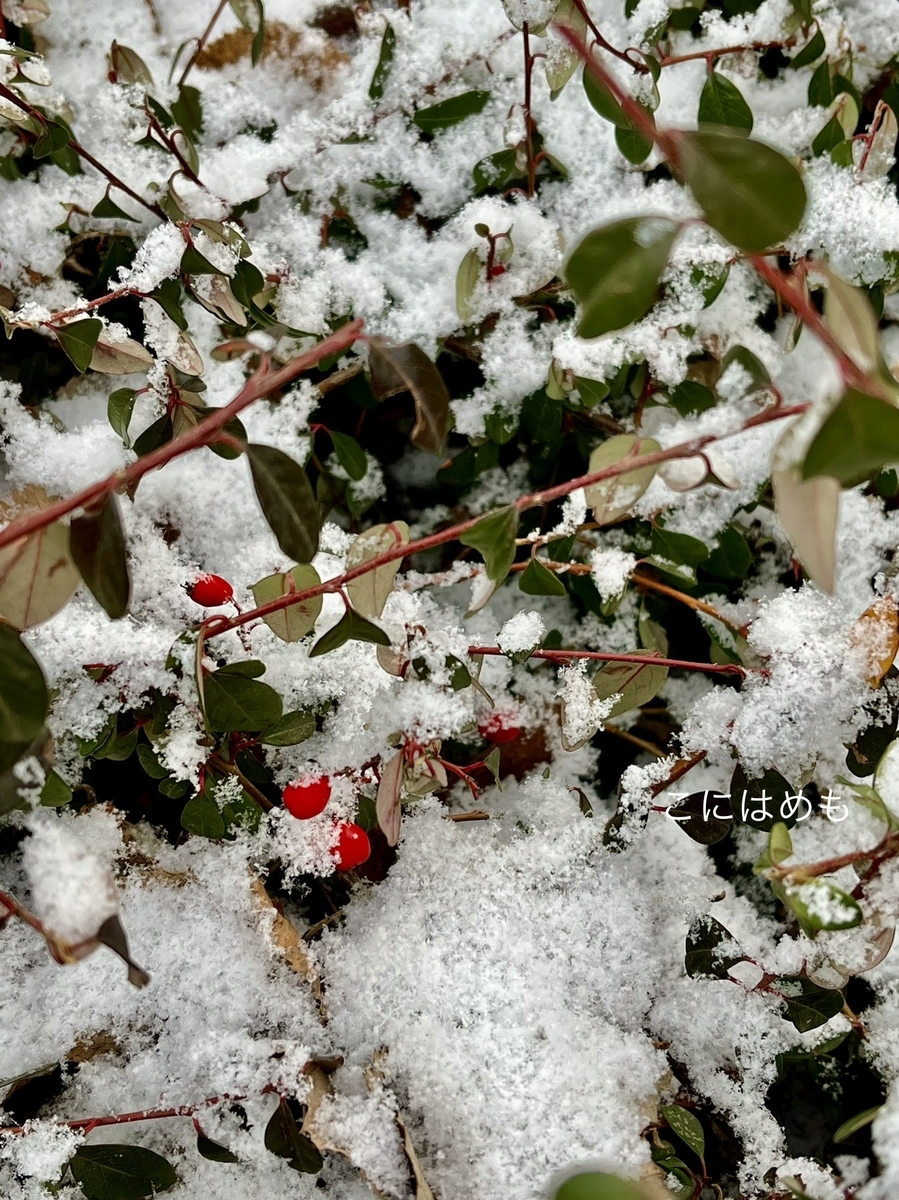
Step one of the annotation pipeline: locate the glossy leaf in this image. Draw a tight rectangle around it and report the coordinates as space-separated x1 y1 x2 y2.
309 608 391 657
70 494 131 619
615 119 653 165
346 521 410 617
55 318 103 372
583 434 661 525
203 670 283 732
677 129 807 252
251 564 322 642
660 1103 705 1159
40 768 72 807
518 557 566 596
196 1132 240 1163
0 520 80 630
803 390 899 487
181 791 226 839
593 656 667 717
260 709 315 746
698 71 753 134
247 443 320 564
330 430 367 481
368 340 451 456
92 192 138 221
669 790 733 845
264 1097 324 1173
685 914 743 977
790 23 825 69
89 332 154 375
68 1144 177 1199
565 216 679 338
413 90 490 132
582 67 629 128
107 388 138 446
369 21 396 100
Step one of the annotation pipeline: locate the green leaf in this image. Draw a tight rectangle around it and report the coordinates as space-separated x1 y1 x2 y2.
789 0 813 22
132 413 173 457
251 564 323 642
216 659 267 678
554 1173 652 1200
720 343 771 394
812 114 844 157
456 246 481 321
413 90 490 132
565 216 679 338
68 1144 177 1199
573 376 610 407
808 60 834 107
330 430 367 481
196 1132 240 1163
779 976 845 1032
651 524 709 568
677 129 807 252
369 21 395 100
247 443 320 564
91 191 138 221
731 763 797 832
40 768 72 807
518 557 566 596
583 434 661 524
107 388 137 446
784 879 863 935
137 743 169 779
615 118 653 164
661 1103 705 1159
260 709 316 746
309 608 391 657
264 1098 324 1174
669 380 716 416
698 71 753 134
705 524 751 579
203 670 283 732
472 148 517 194
181 790 226 839
593 656 668 717
685 914 743 978
55 319 103 372
368 340 451 456
582 68 629 128
833 1105 883 1144
803 390 899 487
0 520 81 631
180 244 225 276
459 504 519 591
70 494 131 619
791 23 825 69
346 521 410 617
171 85 203 140
33 118 70 159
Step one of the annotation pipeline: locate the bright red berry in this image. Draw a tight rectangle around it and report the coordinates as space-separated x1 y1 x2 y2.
489 263 507 277
331 821 371 871
283 775 331 819
187 573 234 607
478 711 521 745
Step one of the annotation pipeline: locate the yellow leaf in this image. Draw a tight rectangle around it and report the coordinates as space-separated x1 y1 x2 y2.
851 596 899 687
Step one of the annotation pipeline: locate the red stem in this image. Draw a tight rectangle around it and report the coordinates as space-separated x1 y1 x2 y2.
0 320 364 552
0 1093 247 1137
469 646 746 677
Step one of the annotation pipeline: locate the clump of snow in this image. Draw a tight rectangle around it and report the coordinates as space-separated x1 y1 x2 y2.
497 609 545 655
589 547 637 601
22 815 120 944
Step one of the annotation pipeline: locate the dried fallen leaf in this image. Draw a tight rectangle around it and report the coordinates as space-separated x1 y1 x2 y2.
250 878 326 1021
851 595 899 687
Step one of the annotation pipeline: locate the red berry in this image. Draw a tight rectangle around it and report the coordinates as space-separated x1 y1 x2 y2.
187 573 234 607
478 712 521 745
283 775 331 819
489 264 507 277
331 821 371 871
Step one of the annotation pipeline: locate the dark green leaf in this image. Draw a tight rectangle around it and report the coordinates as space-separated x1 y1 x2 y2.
518 557 567 596
203 671 283 732
459 505 519 587
565 216 679 338
260 709 316 746
132 413 174 458
698 71 753 134
685 914 743 977
216 659 266 678
790 24 825 69
68 1144 177 1199
720 343 771 393
181 790 226 839
264 1098 324 1174
369 22 396 100
196 1133 240 1163
789 0 813 22
33 119 70 159
230 259 265 307
731 763 796 832
705 524 751 579
808 60 834 107
108 388 137 446
615 120 653 165
812 114 844 157
137 743 169 779
669 380 716 416
802 390 899 487
660 1103 705 1159
55 319 103 372
521 388 562 441
669 790 733 844
180 244 225 276
331 430 367 480
413 90 490 132
652 524 709 568
247 443 320 564
582 68 629 128
92 192 138 221
779 976 844 1032
473 148 517 193
309 608 390 657
70 494 131 619
171 85 203 140
677 129 807 252
368 340 450 456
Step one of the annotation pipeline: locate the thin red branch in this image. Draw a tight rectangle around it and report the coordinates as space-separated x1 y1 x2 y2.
0 320 364 552
178 0 230 88
0 1093 247 1137
469 646 746 678
657 40 795 67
